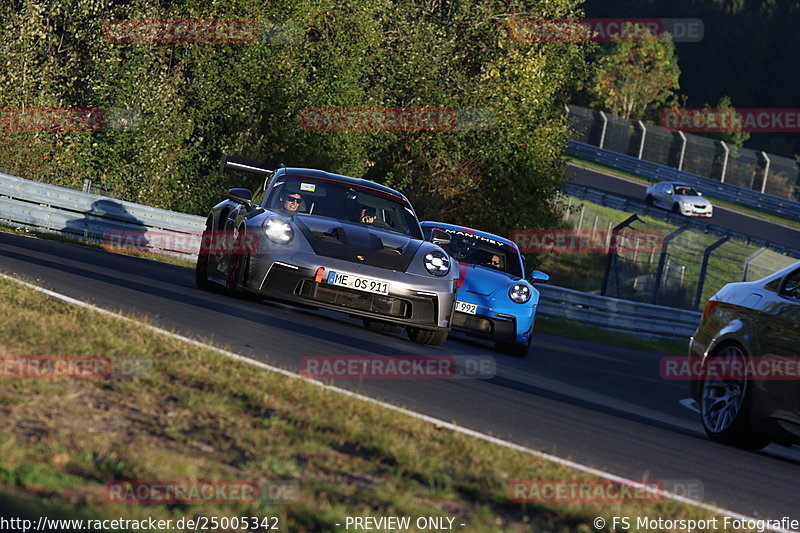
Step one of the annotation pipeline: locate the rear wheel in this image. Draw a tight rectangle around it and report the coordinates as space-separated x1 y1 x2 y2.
699 343 771 450
407 326 449 347
363 318 404 334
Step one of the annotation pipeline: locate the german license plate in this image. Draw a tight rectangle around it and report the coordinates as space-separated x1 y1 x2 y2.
454 301 477 314
327 271 389 295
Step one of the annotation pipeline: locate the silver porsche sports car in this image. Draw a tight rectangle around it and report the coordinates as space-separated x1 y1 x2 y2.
195 155 458 346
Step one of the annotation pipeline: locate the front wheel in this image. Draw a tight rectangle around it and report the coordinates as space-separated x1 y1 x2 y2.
645 195 654 207
699 343 770 450
671 203 681 214
195 227 213 289
407 326 449 347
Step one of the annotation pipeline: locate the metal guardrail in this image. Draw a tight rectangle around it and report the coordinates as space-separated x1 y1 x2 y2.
562 182 800 259
566 140 800 221
0 171 698 340
0 171 205 259
537 284 700 339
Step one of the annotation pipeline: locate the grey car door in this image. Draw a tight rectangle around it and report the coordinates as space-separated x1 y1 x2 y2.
759 267 800 415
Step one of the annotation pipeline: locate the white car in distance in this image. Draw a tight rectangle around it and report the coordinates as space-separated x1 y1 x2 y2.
645 181 713 217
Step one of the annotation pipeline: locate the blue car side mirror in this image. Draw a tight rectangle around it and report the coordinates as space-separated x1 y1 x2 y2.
530 270 549 283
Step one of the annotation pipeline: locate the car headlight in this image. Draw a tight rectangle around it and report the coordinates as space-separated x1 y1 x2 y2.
509 283 531 304
423 250 450 276
263 216 293 244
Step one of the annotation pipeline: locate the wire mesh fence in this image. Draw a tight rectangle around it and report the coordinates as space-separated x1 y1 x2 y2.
566 105 800 202
535 196 798 310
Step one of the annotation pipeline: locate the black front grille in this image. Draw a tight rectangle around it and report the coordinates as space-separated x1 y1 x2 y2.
451 311 517 340
297 280 411 318
451 312 492 332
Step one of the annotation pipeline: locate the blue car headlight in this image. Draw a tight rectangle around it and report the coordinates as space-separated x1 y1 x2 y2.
509 283 531 304
263 216 293 244
424 250 450 276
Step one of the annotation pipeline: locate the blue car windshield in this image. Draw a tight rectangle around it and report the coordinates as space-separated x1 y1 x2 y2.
266 175 423 239
434 229 523 277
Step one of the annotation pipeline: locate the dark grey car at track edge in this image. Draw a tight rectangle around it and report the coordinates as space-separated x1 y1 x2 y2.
195 159 458 346
689 262 800 449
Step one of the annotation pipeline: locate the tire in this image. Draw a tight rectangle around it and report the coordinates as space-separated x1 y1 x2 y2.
496 336 532 358
195 224 213 289
671 203 680 214
699 343 771 450
407 326 449 347
225 228 248 297
363 318 404 334
645 195 654 207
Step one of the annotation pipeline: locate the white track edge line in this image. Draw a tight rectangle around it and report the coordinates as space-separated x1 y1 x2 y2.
0 272 791 532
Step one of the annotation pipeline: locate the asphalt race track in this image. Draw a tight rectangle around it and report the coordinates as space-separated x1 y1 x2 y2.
2 231 799 522
567 164 800 251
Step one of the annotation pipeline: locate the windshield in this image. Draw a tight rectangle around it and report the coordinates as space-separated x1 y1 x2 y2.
266 175 423 239
431 228 523 277
674 186 699 196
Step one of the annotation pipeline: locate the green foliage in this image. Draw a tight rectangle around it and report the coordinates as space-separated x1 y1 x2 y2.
589 23 680 120
697 95 751 148
0 0 590 234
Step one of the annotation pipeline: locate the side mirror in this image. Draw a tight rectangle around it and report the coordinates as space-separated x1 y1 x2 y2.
228 188 254 207
530 270 550 283
430 228 451 246
697 191 703 196
666 189 673 195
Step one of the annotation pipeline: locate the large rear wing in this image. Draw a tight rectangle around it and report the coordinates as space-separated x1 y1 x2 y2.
220 153 278 176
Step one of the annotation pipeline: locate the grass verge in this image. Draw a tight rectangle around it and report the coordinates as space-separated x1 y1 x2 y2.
0 274 733 532
565 157 800 231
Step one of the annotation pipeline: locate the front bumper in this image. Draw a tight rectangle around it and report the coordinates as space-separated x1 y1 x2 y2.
450 297 536 344
680 204 713 217
247 255 456 330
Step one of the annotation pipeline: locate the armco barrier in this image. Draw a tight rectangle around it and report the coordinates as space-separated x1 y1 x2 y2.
566 140 800 221
536 284 701 339
0 171 698 340
562 182 800 258
0 171 204 259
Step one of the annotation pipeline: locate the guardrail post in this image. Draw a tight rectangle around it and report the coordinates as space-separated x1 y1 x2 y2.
652 226 688 305
761 151 771 194
598 111 608 149
677 131 687 171
694 236 729 309
742 247 767 281
601 214 639 296
719 141 729 183
637 120 646 159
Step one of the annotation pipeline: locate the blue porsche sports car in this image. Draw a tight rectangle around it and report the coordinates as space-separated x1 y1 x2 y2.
420 222 549 357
